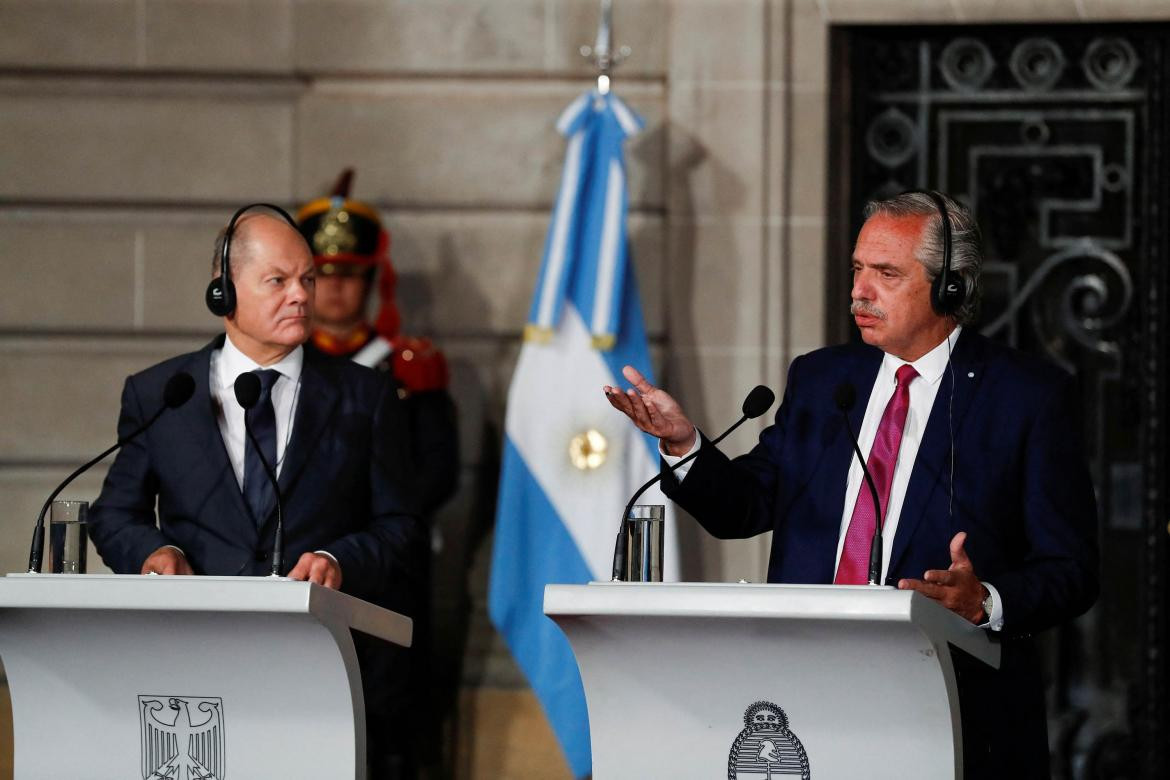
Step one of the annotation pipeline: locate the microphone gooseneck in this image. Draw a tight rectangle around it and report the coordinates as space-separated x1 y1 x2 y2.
611 384 776 581
834 381 885 586
27 371 195 573
233 372 284 577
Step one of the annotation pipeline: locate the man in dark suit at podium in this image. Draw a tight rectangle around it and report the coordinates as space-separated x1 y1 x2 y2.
605 191 1098 777
88 206 424 777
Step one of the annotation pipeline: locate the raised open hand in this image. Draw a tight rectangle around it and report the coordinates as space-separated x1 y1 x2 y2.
603 365 697 455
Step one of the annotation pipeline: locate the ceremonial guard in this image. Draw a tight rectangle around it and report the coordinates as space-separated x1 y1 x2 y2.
298 170 459 777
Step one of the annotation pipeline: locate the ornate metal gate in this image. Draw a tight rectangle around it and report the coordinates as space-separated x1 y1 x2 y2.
829 24 1168 779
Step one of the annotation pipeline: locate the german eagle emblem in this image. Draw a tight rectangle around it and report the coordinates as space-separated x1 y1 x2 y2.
139 696 225 780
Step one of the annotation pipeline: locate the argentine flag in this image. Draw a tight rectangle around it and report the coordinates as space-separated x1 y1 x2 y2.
488 89 679 777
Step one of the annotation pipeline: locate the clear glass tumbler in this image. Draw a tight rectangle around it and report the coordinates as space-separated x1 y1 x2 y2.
49 499 88 574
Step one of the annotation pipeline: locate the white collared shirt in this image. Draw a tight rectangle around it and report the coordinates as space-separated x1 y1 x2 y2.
833 326 962 583
663 326 1005 628
209 335 304 489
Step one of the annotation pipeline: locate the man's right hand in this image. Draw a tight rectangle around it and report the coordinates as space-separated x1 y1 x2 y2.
140 546 193 576
603 365 697 455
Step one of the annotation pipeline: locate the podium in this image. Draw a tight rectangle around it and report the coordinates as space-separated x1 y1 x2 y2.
0 574 411 779
544 582 1000 779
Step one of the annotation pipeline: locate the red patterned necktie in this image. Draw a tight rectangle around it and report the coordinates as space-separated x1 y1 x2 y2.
834 363 919 585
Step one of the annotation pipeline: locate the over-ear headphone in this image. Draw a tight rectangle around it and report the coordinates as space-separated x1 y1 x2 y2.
914 190 965 318
205 203 299 317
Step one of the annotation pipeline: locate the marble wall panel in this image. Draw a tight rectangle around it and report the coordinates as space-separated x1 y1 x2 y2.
819 0 959 22
294 0 547 74
0 337 209 461
143 0 294 73
0 218 137 330
0 0 138 69
953 0 1082 21
787 220 830 359
667 218 766 354
789 0 828 91
296 81 664 210
667 0 765 84
386 211 665 338
786 90 828 220
1079 0 1170 18
0 83 296 202
668 84 766 219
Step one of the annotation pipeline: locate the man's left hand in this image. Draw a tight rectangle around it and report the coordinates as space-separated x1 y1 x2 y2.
287 552 342 590
897 531 987 624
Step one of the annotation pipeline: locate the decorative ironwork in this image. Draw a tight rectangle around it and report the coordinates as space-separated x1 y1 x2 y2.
830 24 1169 780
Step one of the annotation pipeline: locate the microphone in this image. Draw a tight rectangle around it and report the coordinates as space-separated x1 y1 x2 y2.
834 382 885 586
611 384 776 581
27 371 196 573
233 372 284 577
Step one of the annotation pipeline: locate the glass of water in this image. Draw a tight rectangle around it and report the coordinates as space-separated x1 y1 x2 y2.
49 500 88 574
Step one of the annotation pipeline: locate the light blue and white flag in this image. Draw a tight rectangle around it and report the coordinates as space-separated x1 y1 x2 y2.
488 90 679 778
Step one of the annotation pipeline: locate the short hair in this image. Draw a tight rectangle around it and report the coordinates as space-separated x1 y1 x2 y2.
862 191 983 324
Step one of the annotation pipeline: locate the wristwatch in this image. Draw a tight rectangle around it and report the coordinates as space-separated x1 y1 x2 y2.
981 588 994 622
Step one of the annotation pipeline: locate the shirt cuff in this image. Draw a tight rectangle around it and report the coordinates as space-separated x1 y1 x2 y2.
314 549 340 569
659 428 701 481
979 581 1005 631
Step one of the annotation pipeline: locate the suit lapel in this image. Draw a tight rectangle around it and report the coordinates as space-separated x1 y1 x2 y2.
887 331 986 578
802 347 883 577
174 336 258 545
277 357 339 503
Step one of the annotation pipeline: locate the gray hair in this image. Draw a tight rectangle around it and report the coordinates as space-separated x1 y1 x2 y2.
862 191 982 324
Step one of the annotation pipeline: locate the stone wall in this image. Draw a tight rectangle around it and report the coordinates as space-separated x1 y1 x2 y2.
3 0 1163 776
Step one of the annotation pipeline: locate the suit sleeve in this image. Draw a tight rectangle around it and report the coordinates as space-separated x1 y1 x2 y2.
989 377 1100 635
321 378 426 602
88 376 172 573
661 356 801 540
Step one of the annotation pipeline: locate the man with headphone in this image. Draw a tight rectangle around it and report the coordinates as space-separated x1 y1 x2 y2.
88 205 425 777
605 191 1099 777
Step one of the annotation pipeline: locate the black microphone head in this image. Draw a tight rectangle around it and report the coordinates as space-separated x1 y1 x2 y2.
742 385 776 419
163 372 196 409
834 382 857 413
234 371 261 410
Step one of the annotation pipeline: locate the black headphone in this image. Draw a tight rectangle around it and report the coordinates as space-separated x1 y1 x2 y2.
205 203 299 317
913 189 966 318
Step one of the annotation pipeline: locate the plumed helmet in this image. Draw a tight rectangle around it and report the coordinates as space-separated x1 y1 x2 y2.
296 169 400 339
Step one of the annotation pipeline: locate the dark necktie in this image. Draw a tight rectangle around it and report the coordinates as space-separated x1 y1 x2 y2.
243 369 280 527
835 363 919 585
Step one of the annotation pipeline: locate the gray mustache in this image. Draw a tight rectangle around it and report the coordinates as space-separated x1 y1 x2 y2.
850 301 887 320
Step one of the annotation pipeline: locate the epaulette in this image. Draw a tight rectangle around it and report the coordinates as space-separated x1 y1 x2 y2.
390 336 450 394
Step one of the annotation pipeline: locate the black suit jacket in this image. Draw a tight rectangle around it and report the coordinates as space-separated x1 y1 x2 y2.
89 335 423 604
664 330 1099 776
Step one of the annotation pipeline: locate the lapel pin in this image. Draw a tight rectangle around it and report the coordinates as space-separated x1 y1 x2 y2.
967 371 975 378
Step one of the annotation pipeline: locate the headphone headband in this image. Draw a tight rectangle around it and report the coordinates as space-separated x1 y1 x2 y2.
903 189 964 318
205 203 299 317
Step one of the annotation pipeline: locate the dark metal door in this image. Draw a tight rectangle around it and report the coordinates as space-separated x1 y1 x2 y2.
829 24 1168 779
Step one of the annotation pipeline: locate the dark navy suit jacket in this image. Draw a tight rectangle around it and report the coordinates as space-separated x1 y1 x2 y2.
663 330 1099 775
89 335 423 604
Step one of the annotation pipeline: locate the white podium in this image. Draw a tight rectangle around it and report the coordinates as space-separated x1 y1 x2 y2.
0 574 411 779
544 582 1000 780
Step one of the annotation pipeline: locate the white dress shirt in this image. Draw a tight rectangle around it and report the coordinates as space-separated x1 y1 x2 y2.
663 326 1004 628
210 335 304 489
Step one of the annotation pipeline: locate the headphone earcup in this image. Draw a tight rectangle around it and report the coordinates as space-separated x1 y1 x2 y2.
205 276 236 317
931 272 964 317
